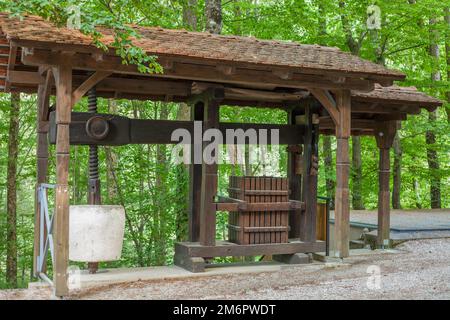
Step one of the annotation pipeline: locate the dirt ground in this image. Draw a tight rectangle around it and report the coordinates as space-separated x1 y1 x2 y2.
1 238 449 300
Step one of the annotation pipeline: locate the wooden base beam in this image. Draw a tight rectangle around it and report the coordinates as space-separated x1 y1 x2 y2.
175 240 325 258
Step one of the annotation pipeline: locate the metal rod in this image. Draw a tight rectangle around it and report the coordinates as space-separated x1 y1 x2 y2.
326 198 330 257
87 86 100 274
39 272 53 286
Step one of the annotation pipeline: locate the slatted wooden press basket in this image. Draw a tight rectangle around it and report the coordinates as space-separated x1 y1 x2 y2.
227 176 290 245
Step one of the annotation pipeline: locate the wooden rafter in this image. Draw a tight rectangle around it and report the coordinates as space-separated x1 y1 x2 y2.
71 71 112 107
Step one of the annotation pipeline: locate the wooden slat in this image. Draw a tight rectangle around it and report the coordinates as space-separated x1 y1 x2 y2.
243 177 250 244
228 226 289 233
216 202 239 211
227 188 289 196
255 177 260 244
316 203 327 241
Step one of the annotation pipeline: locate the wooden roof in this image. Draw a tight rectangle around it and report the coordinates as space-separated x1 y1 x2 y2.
0 13 405 83
352 84 442 108
0 12 442 136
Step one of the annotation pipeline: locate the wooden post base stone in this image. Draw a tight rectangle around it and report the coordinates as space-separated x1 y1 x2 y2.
272 253 311 264
174 254 206 273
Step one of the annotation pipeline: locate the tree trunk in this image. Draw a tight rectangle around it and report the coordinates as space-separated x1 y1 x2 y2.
155 103 169 265
174 0 199 242
317 1 335 208
6 93 20 288
426 17 441 209
445 7 450 123
351 137 365 209
174 104 190 241
392 133 402 209
339 0 364 210
183 0 198 30
412 166 422 209
205 0 222 34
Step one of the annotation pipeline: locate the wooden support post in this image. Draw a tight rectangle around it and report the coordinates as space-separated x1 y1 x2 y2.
300 104 318 242
375 121 397 248
287 109 302 239
52 63 72 297
199 88 224 246
334 90 351 258
33 83 50 276
189 101 204 242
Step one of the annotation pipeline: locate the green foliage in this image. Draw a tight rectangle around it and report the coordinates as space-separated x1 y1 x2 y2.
0 0 163 74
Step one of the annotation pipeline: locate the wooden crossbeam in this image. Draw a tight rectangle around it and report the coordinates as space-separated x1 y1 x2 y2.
7 70 44 85
21 48 376 91
4 71 431 116
318 117 375 131
48 112 306 146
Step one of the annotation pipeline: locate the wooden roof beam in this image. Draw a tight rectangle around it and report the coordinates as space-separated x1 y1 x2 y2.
192 81 309 102
319 116 376 131
21 48 376 92
7 69 44 85
351 102 421 115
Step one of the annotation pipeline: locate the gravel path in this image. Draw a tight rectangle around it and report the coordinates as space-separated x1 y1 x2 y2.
1 238 449 300
333 209 450 230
